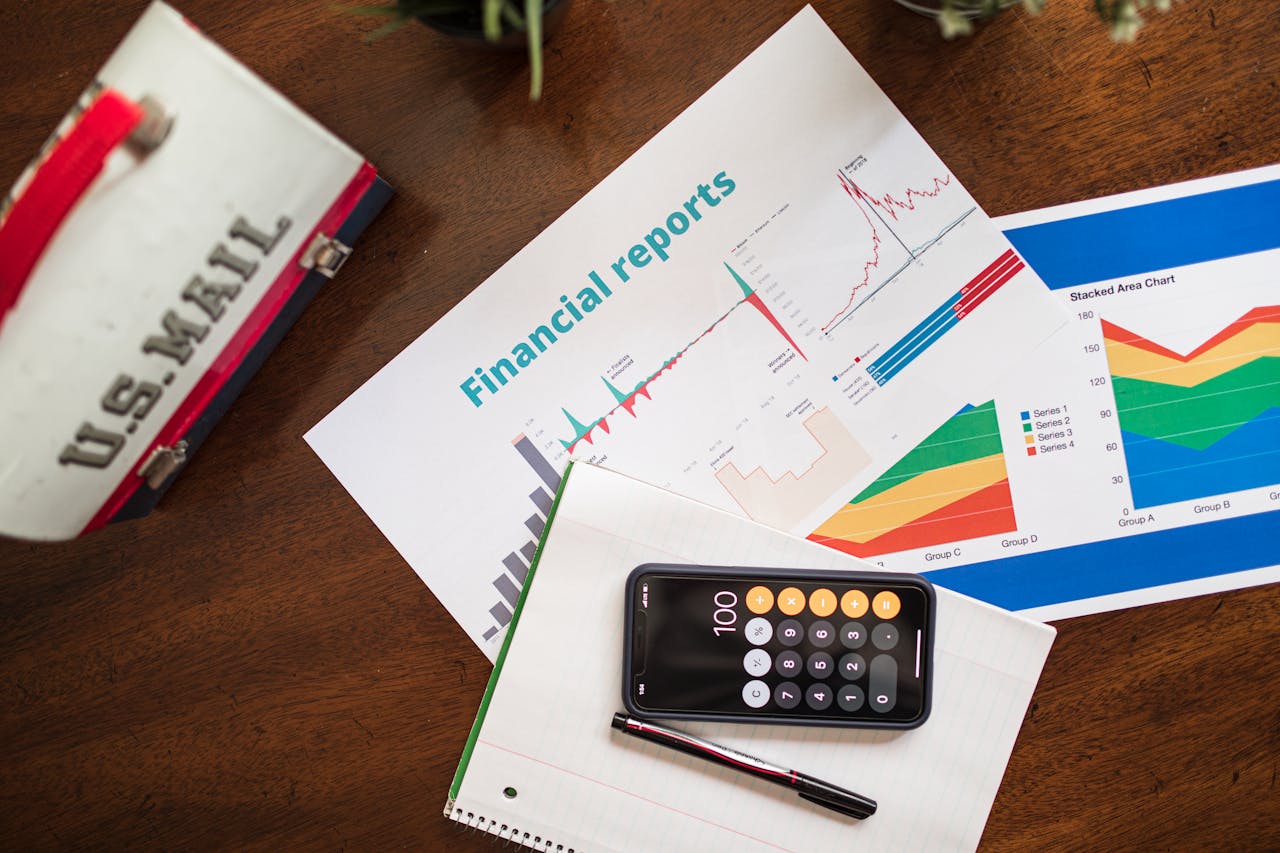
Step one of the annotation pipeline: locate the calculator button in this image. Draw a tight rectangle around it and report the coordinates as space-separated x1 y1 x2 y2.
778 587 806 616
840 589 869 618
777 618 804 647
806 651 834 679
774 681 802 709
746 586 774 614
743 648 772 677
839 621 867 649
807 619 835 648
744 616 773 646
805 683 834 710
871 622 900 651
808 588 837 617
775 650 803 677
872 590 901 620
837 684 866 713
742 679 770 708
838 652 866 680
868 654 897 713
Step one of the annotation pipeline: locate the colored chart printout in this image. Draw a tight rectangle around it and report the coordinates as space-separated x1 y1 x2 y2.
870 166 1280 621
305 9 1065 658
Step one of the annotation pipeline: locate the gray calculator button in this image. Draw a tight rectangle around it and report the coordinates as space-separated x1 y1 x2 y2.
743 648 771 677
775 650 803 677
806 651 834 680
774 681 802 709
838 652 866 680
807 619 835 647
742 679 770 708
804 683 833 711
868 654 897 713
872 622 900 651
777 619 804 647
839 621 868 649
837 684 865 713
744 616 773 646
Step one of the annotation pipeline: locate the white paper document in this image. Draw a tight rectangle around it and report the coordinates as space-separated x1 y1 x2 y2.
307 6 1064 657
445 462 1056 852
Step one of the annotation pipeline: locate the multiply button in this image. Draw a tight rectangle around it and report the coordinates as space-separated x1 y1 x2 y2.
841 589 869 618
778 587 805 616
871 590 901 620
746 586 774 614
808 588 837 617
868 654 897 713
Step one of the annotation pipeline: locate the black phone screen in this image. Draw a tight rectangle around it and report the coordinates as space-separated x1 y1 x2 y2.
624 564 933 728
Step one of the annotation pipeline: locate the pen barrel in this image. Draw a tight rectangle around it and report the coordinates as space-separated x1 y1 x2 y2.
612 713 794 785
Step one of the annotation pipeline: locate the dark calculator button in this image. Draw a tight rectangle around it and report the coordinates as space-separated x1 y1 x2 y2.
777 618 804 647
807 619 835 647
839 621 867 650
838 652 866 680
872 622 899 651
868 654 897 713
806 651 834 679
775 650 803 677
837 684 865 712
805 683 833 711
774 681 802 709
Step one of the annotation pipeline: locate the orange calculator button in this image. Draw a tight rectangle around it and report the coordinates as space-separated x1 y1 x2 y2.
808 588 837 617
872 590 901 620
746 586 774 614
840 589 869 618
778 587 806 616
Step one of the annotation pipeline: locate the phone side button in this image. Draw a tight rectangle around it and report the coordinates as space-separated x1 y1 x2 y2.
868 654 897 713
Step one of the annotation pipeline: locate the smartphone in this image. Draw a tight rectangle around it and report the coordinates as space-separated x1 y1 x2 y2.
623 563 935 728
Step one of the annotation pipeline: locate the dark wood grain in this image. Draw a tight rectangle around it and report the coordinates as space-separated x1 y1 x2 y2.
1 1 1277 849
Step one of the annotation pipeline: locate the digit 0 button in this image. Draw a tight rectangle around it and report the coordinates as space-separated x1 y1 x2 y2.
871 590 901 620
808 588 837 617
746 586 774 614
778 587 806 616
841 589 869 618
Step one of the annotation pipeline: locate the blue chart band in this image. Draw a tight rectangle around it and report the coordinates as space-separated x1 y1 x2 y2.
924 509 1280 612
1003 179 1280 291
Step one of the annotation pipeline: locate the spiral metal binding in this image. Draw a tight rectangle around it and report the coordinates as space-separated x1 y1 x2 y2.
449 805 574 852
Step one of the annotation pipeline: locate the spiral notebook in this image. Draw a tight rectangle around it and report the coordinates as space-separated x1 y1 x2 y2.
445 462 1055 852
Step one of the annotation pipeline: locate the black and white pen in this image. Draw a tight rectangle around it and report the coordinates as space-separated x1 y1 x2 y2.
611 712 876 820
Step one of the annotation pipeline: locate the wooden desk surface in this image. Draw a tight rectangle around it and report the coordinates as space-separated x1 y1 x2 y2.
1 1 1277 849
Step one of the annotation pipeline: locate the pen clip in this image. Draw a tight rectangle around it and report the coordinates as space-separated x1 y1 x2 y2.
797 789 876 821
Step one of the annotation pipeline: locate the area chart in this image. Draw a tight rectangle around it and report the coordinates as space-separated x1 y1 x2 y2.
1106 306 1280 508
808 401 1015 557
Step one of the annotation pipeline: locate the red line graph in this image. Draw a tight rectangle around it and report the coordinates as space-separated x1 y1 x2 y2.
822 172 955 331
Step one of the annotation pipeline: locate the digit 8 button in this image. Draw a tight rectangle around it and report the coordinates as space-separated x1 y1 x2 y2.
871 590 900 620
